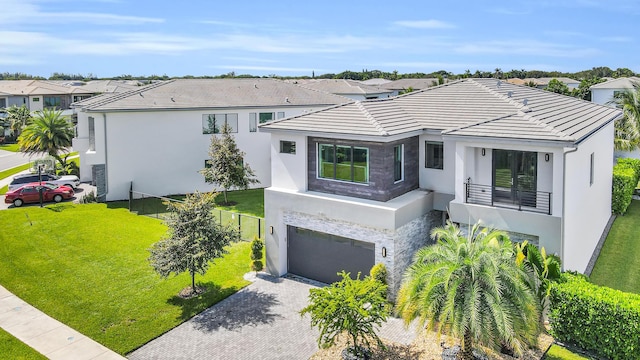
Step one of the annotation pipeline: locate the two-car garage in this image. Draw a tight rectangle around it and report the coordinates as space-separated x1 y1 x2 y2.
287 226 375 284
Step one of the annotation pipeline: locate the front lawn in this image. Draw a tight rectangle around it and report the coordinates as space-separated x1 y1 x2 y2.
590 200 640 293
0 328 47 360
543 345 590 360
0 143 21 152
0 204 252 355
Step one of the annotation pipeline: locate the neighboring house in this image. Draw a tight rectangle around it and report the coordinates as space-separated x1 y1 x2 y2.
590 76 640 105
522 77 581 90
71 79 349 201
380 78 442 96
300 79 394 100
260 79 620 296
359 78 392 86
591 77 640 160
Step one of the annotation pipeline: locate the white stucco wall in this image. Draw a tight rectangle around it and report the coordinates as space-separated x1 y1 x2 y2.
270 133 308 191
562 122 614 272
74 106 325 201
29 96 43 112
418 134 455 194
591 89 615 106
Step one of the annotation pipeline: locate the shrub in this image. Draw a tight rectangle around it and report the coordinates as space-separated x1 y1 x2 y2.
249 237 264 272
80 190 97 203
549 273 640 359
612 164 636 214
369 263 387 285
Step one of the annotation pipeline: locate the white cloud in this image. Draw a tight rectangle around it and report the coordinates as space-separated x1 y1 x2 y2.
393 20 456 29
454 40 600 58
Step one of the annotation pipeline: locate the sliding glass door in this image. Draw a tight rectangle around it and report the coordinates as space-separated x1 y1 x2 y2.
493 150 537 207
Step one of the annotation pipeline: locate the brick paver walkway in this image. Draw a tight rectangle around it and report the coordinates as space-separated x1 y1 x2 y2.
128 274 417 360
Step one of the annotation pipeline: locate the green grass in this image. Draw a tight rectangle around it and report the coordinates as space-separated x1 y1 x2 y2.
590 200 640 293
544 345 590 360
214 188 264 217
0 328 47 360
0 143 21 152
0 163 31 181
0 203 252 355
0 184 7 195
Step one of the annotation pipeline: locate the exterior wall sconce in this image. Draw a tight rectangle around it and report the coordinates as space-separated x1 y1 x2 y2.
481 148 486 156
545 154 550 162
381 247 387 258
269 226 273 234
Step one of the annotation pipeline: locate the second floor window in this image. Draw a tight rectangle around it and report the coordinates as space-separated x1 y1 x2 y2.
44 96 61 108
426 141 444 169
88 117 95 151
280 141 296 154
318 144 369 184
394 144 404 182
202 113 238 134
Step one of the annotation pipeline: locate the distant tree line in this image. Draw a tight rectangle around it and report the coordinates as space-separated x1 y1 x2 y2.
1 66 636 82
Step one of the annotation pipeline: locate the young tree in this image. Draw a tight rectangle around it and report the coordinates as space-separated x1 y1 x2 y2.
250 236 264 272
301 271 389 359
396 221 539 360
543 79 570 95
201 123 259 204
18 109 73 169
149 191 239 295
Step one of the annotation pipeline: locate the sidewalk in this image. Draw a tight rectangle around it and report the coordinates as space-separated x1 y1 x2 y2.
0 285 125 360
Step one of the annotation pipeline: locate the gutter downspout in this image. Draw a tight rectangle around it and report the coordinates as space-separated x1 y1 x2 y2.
561 145 578 270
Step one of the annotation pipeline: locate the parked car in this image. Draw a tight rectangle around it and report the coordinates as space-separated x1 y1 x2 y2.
4 183 75 207
8 173 80 191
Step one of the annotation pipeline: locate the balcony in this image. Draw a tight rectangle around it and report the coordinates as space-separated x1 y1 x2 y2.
464 181 551 215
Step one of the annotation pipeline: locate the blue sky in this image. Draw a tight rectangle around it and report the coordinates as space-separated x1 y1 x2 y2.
2 0 639 78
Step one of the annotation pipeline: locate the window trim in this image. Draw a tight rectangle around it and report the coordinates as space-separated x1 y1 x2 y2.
425 141 444 170
393 144 404 183
316 143 369 184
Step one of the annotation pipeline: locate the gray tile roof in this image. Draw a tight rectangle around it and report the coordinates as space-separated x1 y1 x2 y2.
590 76 640 89
300 79 393 96
261 78 621 144
380 78 442 90
73 79 350 111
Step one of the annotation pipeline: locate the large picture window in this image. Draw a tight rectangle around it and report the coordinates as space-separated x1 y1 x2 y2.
318 144 369 183
44 96 61 108
249 113 257 132
202 113 238 134
259 112 274 123
426 141 444 169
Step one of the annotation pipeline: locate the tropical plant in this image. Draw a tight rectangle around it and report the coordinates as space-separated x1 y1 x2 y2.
148 191 239 295
301 271 389 359
250 236 264 272
200 123 259 204
5 105 31 137
17 109 73 169
608 81 640 151
396 221 539 360
544 79 570 95
514 241 562 320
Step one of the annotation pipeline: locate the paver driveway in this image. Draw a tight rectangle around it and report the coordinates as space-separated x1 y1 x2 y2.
127 273 417 360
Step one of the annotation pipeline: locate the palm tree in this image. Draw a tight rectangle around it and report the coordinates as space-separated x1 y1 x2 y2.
18 109 74 168
6 105 31 137
396 221 539 360
609 81 640 151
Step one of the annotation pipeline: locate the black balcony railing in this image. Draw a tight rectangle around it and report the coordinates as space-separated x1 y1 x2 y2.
464 182 552 215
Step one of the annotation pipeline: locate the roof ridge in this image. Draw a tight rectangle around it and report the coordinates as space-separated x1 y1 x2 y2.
518 111 574 141
441 113 515 134
77 80 172 109
356 101 389 136
470 78 532 113
258 102 356 127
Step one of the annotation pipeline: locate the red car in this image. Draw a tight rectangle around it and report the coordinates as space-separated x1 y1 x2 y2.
4 183 75 207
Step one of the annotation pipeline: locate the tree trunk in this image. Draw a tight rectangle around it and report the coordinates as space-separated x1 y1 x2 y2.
460 330 474 360
223 189 228 204
191 270 196 291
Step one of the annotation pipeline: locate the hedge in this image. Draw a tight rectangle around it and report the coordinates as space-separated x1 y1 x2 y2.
612 157 640 215
549 273 640 359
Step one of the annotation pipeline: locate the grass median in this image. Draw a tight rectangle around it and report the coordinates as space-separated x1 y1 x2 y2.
0 203 252 355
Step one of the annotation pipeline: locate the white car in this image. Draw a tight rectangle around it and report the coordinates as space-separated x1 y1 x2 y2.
8 173 80 191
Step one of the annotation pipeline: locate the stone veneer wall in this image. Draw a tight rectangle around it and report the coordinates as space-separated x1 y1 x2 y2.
391 210 443 298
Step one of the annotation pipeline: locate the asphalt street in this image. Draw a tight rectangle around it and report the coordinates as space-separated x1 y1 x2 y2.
0 149 42 172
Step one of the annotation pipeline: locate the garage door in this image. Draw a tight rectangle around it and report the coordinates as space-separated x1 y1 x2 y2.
287 226 375 284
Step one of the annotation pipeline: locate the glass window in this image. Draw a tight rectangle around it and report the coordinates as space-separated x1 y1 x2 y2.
394 144 403 182
44 96 61 108
202 113 238 134
318 144 369 184
426 141 444 169
32 97 39 102
277 111 285 119
280 141 296 154
259 112 274 124
204 160 212 169
249 113 257 132
0 98 6 108
590 153 595 185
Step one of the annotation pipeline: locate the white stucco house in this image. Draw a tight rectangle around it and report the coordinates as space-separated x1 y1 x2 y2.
260 78 621 295
71 79 349 201
590 76 640 105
